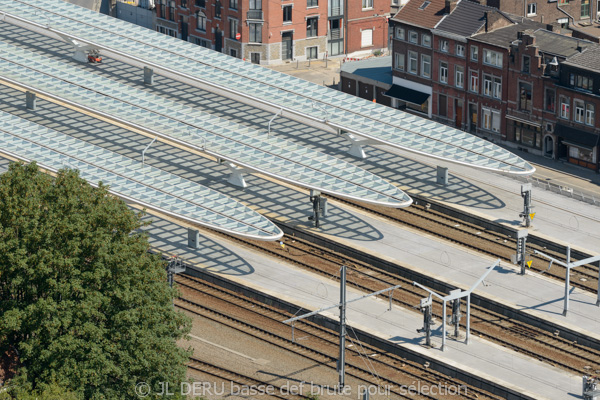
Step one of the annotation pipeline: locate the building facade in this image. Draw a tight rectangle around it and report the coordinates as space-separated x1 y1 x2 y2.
153 0 392 63
486 0 596 28
384 0 600 171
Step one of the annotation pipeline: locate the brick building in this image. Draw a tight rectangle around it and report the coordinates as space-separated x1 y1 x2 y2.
156 0 328 63
153 0 392 64
362 0 600 171
345 0 391 55
486 0 594 27
388 0 448 116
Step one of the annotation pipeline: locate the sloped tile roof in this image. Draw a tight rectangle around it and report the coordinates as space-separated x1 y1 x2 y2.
434 0 494 37
392 0 447 29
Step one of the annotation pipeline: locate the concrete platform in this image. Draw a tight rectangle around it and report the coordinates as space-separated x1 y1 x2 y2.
140 211 581 400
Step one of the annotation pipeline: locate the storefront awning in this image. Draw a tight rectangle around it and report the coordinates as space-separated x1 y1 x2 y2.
555 124 599 150
384 85 430 105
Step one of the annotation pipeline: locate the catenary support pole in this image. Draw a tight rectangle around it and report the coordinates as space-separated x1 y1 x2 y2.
338 265 347 388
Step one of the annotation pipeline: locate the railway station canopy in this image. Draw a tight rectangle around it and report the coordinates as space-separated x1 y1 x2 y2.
0 0 535 175
0 111 284 240
0 40 412 208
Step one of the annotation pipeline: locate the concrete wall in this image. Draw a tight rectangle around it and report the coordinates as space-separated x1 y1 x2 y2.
116 1 155 30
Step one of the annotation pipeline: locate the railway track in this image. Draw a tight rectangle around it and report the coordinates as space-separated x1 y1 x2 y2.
187 357 302 400
177 275 501 400
194 223 600 377
337 197 599 292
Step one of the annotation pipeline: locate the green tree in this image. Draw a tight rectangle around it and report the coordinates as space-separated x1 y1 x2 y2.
0 162 191 399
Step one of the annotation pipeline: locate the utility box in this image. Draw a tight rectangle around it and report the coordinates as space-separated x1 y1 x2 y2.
187 228 199 249
437 166 448 186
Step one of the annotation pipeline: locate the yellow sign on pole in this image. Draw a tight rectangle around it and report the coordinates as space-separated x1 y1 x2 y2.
529 213 536 219
526 260 533 268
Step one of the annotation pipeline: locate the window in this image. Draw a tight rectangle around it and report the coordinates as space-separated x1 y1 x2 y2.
470 71 479 92
283 5 292 23
160 0 166 17
395 52 405 71
249 0 261 9
409 31 418 44
307 0 318 6
519 82 532 111
168 0 175 20
514 121 542 148
408 51 418 74
197 11 206 31
456 44 465 57
574 100 585 123
230 48 238 58
306 17 318 37
215 0 221 18
195 0 205 7
193 37 210 47
483 75 492 96
526 3 536 16
470 45 478 61
181 0 187 7
492 110 500 132
483 49 502 67
229 0 237 9
455 65 464 88
229 18 238 39
560 97 570 119
249 23 262 43
440 61 448 83
440 39 449 52
582 0 590 17
421 54 431 78
482 108 501 132
307 46 318 59
362 0 373 8
522 56 530 73
570 73 594 91
422 34 431 47
586 103 594 125
361 29 373 47
493 77 501 98
395 27 405 40
545 88 555 112
251 52 261 64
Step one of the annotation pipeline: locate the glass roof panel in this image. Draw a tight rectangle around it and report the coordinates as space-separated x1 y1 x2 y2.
0 39 411 207
0 111 282 240
0 0 534 174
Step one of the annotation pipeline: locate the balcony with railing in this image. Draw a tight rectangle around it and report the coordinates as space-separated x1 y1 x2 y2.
327 27 342 41
247 9 263 20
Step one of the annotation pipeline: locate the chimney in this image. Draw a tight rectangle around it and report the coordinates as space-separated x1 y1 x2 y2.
577 40 583 52
445 0 459 14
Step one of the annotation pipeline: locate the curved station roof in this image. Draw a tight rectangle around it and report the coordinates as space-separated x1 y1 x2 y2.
0 111 283 241
0 0 535 175
0 41 412 208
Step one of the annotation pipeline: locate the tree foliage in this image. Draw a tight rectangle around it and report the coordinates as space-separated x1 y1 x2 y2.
0 162 191 399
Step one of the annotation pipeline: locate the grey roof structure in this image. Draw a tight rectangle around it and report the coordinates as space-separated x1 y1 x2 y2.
0 111 284 241
530 29 596 59
0 40 412 208
0 0 536 175
340 56 393 85
471 19 547 48
433 0 494 38
562 45 600 73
